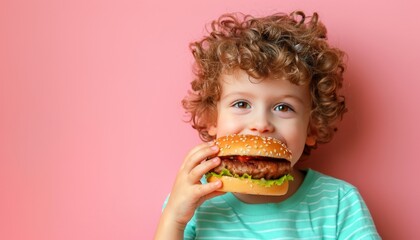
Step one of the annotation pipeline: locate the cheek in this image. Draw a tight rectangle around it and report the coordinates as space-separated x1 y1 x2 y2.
279 121 309 165
215 111 245 136
216 118 239 134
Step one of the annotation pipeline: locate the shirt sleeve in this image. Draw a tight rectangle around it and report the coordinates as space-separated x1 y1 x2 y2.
183 214 196 240
336 187 381 239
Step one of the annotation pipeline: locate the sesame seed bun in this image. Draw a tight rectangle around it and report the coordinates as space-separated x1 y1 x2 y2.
215 134 292 160
206 134 293 196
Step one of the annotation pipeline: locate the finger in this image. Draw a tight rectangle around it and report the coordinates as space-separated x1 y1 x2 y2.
180 141 215 170
185 141 215 161
183 144 219 172
191 179 222 200
198 190 226 206
188 157 220 183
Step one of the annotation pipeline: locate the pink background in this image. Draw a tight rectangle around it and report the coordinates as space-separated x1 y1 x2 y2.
1 0 419 239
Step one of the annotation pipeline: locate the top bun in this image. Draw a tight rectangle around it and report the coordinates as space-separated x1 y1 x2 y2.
215 134 292 161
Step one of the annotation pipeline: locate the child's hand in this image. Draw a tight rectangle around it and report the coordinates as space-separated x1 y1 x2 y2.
164 141 224 227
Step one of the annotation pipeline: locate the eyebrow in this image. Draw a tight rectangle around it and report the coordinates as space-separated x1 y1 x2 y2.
222 92 305 104
220 92 254 99
281 94 307 105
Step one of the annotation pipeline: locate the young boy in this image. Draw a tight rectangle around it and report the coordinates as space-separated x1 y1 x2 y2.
155 11 380 239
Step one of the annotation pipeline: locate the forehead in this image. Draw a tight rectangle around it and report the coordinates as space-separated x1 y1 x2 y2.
219 70 310 101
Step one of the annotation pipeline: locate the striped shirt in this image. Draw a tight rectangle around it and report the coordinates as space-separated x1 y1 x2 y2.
182 169 380 239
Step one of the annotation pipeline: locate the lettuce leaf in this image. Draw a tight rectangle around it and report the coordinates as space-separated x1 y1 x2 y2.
206 168 294 188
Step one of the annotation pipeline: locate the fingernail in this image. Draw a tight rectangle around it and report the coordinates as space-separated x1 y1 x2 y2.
211 145 219 151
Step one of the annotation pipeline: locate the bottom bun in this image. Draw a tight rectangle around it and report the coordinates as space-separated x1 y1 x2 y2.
207 176 289 196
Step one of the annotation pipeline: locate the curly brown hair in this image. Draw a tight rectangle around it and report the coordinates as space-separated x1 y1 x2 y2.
182 11 347 155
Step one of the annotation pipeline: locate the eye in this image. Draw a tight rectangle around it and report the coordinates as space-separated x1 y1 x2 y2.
273 103 294 112
232 100 251 109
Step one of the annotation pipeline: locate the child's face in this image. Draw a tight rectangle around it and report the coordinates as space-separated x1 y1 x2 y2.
208 70 312 166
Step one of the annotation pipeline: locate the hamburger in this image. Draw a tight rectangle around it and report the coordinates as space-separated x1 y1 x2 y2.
206 134 293 196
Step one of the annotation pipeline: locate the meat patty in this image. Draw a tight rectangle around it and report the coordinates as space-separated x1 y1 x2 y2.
212 156 291 180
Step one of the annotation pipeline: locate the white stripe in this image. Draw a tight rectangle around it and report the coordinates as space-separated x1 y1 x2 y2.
242 215 336 225
197 225 336 233
343 224 376 240
209 200 227 204
272 236 336 240
196 237 259 240
300 196 338 206
356 232 379 240
316 176 335 182
341 216 371 233
197 219 240 224
287 204 337 213
311 182 338 190
340 190 357 202
255 225 336 233
200 205 232 211
196 227 249 232
198 235 336 240
306 189 337 197
337 208 363 227
338 199 359 215
196 211 237 218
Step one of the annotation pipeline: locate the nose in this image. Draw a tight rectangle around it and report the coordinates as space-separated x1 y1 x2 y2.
249 113 275 134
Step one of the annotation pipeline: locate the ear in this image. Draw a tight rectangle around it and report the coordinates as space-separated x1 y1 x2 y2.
208 125 217 137
305 122 317 147
305 135 317 147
